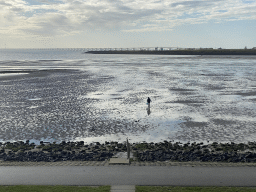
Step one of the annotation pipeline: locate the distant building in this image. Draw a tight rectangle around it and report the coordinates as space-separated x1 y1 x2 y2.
252 47 256 50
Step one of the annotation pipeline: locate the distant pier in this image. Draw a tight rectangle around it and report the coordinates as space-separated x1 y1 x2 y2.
85 47 256 55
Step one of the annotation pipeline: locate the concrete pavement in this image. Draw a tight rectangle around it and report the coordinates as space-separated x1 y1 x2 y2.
0 165 256 186
1 160 256 167
110 185 135 192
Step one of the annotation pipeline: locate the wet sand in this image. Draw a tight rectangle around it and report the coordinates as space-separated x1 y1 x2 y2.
1 56 256 144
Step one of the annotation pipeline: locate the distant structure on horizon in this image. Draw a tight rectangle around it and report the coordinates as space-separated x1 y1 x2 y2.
85 46 256 51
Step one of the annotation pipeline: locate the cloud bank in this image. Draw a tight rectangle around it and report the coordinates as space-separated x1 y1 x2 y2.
1 0 256 38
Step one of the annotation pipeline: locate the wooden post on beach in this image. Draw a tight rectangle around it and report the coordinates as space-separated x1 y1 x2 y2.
127 138 130 159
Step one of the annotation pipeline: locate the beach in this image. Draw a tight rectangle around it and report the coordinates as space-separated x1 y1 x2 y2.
1 53 256 145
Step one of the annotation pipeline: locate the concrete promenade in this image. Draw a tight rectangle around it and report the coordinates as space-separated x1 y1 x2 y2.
1 160 256 167
0 161 256 186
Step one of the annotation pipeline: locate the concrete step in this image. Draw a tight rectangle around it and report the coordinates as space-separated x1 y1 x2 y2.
109 158 130 165
111 185 135 192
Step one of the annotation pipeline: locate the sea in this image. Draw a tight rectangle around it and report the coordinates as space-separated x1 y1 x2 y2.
1 49 256 145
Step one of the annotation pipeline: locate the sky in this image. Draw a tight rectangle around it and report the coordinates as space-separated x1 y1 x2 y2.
0 0 256 49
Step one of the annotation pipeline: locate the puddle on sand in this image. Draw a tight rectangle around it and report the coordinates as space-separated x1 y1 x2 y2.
0 73 29 77
28 98 41 101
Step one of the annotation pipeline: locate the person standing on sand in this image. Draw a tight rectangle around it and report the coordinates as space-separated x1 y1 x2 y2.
147 97 151 108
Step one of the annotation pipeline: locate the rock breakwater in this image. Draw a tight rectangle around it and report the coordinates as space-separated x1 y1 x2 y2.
0 140 114 162
1 140 256 163
135 141 256 163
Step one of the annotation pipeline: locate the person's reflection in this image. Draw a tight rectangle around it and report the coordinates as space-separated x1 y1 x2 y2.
147 105 151 115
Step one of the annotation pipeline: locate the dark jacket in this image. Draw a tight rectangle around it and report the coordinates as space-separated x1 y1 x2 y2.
147 97 151 103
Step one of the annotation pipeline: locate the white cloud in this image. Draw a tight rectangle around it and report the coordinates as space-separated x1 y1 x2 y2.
1 0 256 37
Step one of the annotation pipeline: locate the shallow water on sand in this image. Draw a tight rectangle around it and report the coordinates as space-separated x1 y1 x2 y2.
1 50 256 144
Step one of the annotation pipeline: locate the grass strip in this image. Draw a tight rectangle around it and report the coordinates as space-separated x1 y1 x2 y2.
136 186 256 192
0 185 110 192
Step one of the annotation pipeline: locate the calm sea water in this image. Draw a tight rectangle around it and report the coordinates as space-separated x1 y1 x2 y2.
1 49 256 144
